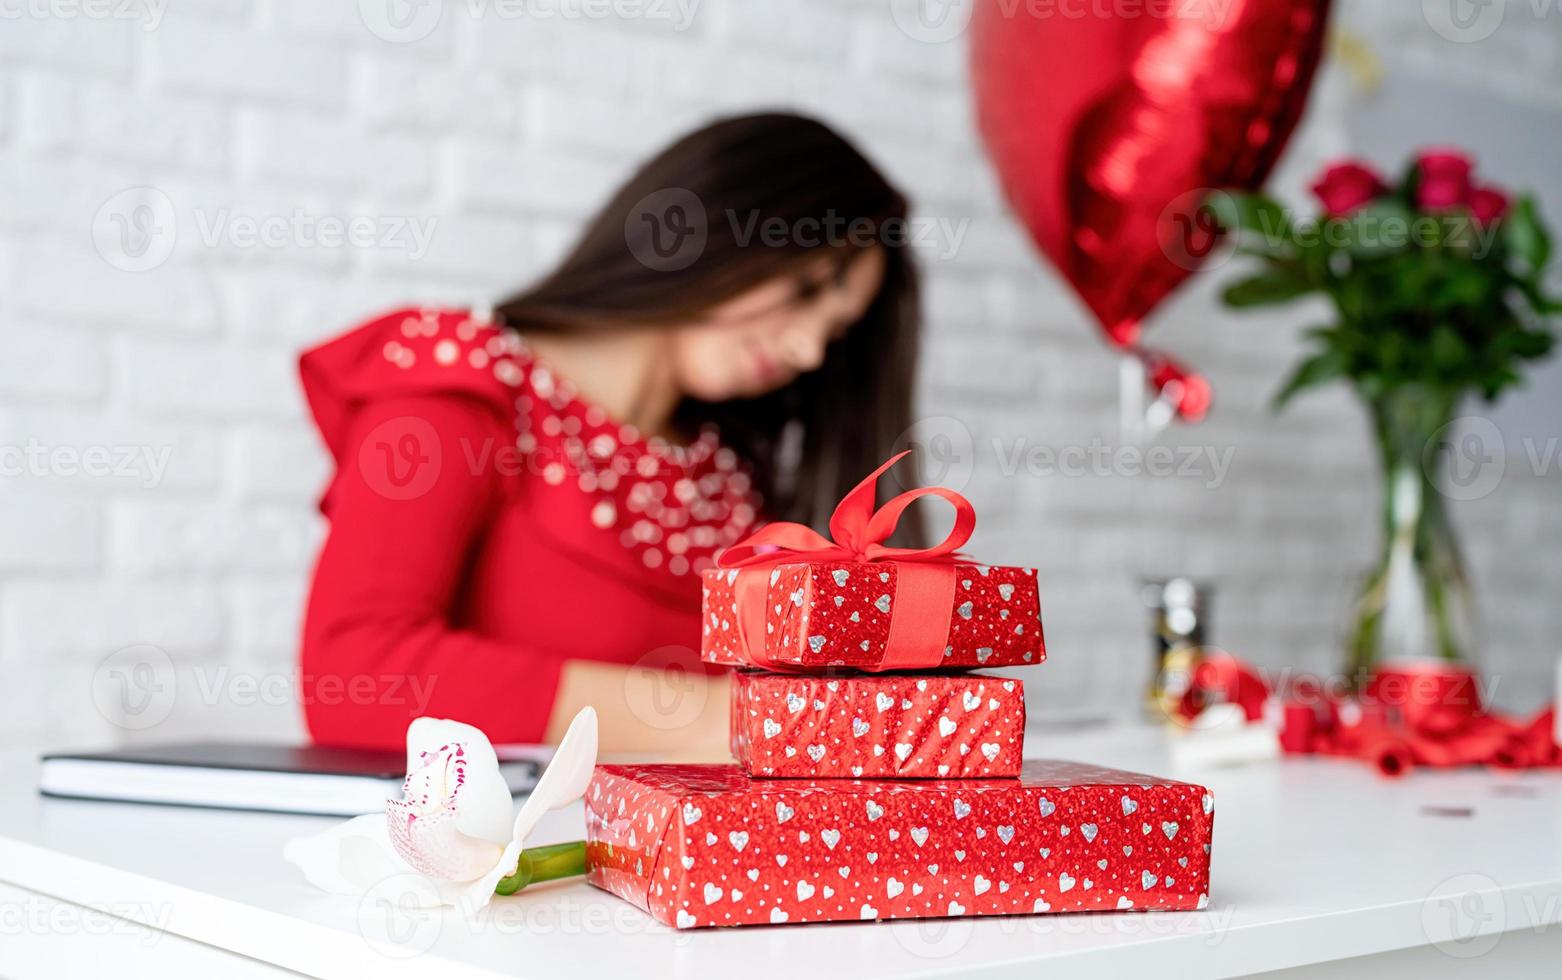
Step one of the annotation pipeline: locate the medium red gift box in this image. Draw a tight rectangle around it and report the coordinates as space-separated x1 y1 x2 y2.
700 452 1045 672
730 671 1026 778
585 761 1214 929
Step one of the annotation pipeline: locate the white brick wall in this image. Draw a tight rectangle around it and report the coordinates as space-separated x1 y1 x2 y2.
1 0 1558 747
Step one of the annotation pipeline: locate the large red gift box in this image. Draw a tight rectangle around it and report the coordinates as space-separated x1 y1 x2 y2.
585 761 1214 929
730 670 1026 779
700 562 1045 671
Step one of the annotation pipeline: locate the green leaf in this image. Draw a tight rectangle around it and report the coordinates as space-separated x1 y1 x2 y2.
1221 269 1313 307
1425 263 1490 311
1205 191 1288 238
1396 161 1423 202
1510 329 1556 360
1510 276 1562 315
1504 195 1552 272
1376 330 1410 382
1336 199 1416 259
1273 349 1347 409
1430 324 1469 375
1479 367 1523 400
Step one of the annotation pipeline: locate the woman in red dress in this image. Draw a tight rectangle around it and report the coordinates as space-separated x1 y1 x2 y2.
298 113 924 754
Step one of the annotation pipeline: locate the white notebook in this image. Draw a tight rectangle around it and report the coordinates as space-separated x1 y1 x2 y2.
38 741 545 817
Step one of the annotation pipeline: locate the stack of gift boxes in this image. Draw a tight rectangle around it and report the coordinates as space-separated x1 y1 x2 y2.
584 463 1214 930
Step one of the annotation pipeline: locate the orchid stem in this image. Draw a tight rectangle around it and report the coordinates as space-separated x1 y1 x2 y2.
494 841 588 896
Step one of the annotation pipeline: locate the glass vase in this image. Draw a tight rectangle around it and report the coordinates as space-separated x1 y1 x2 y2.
1344 386 1478 686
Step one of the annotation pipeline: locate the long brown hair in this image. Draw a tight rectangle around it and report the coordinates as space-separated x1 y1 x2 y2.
495 112 924 544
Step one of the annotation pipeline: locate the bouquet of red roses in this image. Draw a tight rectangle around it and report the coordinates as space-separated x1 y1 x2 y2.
1211 148 1556 407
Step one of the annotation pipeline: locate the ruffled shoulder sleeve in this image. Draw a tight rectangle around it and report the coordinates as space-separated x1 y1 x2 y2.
299 306 526 463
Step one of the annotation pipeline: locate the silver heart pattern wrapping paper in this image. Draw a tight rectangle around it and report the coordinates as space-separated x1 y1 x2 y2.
730 671 1026 779
701 561 1045 671
585 761 1213 929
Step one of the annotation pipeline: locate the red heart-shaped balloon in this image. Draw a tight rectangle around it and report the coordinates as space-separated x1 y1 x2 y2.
972 0 1333 420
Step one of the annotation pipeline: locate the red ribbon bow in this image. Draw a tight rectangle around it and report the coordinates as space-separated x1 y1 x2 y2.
717 451 975 568
716 452 976 671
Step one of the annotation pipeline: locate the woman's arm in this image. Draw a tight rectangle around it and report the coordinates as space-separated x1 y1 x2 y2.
300 394 567 748
301 394 730 756
546 659 732 762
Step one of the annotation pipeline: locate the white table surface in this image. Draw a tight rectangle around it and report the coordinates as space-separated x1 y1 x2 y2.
3 726 1561 979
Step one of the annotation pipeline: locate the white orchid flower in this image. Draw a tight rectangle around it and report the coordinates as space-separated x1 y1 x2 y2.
284 707 598 914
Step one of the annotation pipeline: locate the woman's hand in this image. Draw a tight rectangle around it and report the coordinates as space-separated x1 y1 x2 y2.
545 659 733 763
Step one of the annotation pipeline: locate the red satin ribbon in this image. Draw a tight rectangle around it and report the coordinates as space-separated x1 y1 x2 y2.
1186 654 1561 777
1293 662 1560 777
715 451 975 671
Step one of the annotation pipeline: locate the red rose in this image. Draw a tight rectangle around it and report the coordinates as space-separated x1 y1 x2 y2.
1470 185 1509 224
1415 149 1474 211
1310 160 1387 217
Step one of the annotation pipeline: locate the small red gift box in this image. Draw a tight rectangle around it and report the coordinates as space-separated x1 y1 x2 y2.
700 452 1045 672
730 671 1026 778
701 561 1044 671
585 761 1214 929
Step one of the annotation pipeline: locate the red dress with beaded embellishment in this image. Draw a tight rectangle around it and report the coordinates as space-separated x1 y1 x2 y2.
297 307 761 749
